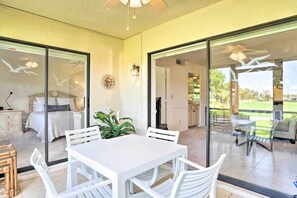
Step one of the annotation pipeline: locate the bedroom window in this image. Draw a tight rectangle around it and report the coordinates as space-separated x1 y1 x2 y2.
0 39 90 171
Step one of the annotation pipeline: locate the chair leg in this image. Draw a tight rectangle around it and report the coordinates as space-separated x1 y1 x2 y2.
67 158 78 189
246 140 253 156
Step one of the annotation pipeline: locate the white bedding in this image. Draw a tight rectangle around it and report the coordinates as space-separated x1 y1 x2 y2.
25 111 82 142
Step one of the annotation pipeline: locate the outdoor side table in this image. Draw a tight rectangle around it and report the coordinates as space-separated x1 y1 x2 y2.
0 164 10 198
0 144 18 197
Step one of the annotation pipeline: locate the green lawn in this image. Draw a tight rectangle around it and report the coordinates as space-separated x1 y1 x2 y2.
239 100 297 138
211 100 297 138
240 100 297 112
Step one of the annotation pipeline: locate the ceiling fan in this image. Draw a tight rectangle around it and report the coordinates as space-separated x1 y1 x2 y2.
105 0 168 11
226 44 268 61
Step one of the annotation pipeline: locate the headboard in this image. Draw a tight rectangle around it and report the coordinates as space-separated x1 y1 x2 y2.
28 90 77 113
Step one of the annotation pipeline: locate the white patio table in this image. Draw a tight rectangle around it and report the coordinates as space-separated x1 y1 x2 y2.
67 134 188 198
232 119 256 146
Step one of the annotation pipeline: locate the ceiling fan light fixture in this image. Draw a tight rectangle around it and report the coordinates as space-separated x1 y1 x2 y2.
25 60 38 68
229 52 246 61
129 0 142 7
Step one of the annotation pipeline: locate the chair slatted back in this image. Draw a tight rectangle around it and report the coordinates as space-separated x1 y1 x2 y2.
65 126 101 148
30 148 57 197
171 154 226 198
146 127 180 143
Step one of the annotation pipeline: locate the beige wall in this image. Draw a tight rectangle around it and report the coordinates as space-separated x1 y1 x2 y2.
155 58 206 131
0 5 124 124
123 0 297 133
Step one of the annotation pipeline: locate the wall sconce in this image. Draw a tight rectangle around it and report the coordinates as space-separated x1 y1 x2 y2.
131 63 140 76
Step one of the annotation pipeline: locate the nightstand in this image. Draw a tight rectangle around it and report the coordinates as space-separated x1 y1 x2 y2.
0 110 22 138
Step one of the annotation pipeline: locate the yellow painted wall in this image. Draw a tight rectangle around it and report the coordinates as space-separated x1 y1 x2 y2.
123 0 297 131
121 34 143 132
0 5 124 122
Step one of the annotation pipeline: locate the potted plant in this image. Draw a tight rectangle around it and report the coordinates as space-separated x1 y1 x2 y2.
94 109 135 139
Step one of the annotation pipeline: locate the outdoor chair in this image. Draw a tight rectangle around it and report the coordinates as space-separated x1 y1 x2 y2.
246 122 278 156
65 126 102 188
30 148 112 198
230 114 252 146
130 127 180 193
130 153 226 198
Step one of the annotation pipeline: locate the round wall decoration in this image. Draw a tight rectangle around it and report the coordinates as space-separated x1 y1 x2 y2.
102 74 115 89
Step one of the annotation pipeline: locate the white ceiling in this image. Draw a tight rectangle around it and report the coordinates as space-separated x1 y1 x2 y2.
0 0 222 39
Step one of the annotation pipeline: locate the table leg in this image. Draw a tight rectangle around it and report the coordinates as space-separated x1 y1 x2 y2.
112 178 126 198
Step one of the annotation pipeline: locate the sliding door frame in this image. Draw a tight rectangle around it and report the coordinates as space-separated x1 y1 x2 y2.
147 15 297 198
0 36 91 172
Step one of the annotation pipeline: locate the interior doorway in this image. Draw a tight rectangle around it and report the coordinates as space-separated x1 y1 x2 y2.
150 42 207 166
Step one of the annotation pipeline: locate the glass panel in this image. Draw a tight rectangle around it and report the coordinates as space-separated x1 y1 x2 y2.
0 40 46 168
48 49 87 162
209 21 297 194
283 60 297 121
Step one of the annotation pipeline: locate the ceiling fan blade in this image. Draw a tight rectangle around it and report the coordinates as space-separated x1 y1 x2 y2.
245 51 269 56
245 49 268 53
149 0 168 11
142 0 151 4
104 0 120 8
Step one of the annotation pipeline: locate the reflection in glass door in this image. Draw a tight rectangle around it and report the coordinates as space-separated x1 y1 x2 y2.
0 39 89 171
0 40 46 168
48 49 87 162
209 21 297 195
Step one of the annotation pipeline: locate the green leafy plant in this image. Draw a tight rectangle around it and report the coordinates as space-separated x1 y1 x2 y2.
94 110 135 139
284 113 297 124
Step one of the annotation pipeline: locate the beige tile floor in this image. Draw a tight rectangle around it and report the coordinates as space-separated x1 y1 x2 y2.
8 165 267 198
1 125 296 197
179 126 297 196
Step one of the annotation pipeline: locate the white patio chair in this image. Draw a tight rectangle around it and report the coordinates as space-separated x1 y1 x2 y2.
130 127 180 193
30 148 112 198
130 153 226 198
65 126 102 188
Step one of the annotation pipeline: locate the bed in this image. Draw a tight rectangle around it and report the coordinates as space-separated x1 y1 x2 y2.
25 90 83 142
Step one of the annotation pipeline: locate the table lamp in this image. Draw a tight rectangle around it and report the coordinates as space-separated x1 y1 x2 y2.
5 92 13 110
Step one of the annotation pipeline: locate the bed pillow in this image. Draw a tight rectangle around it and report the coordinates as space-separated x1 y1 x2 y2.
33 101 45 112
57 98 76 111
36 97 56 105
47 104 71 112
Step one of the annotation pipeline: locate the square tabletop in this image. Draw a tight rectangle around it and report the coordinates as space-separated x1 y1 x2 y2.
67 134 188 198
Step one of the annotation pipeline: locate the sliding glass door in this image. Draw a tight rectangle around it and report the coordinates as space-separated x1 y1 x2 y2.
209 21 297 194
0 40 46 168
0 38 89 170
150 42 208 166
48 49 87 162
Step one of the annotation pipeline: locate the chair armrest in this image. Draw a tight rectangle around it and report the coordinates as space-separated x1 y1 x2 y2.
130 177 163 198
177 157 205 170
57 179 112 198
289 120 297 134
